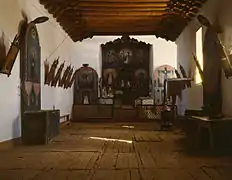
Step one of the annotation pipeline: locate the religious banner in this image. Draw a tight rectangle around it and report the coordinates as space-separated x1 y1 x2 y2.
64 67 74 88
174 69 181 78
0 35 20 76
20 22 41 112
68 70 77 88
51 61 64 87
59 65 71 87
45 57 59 85
44 59 59 85
179 63 191 87
1 14 28 76
218 29 232 78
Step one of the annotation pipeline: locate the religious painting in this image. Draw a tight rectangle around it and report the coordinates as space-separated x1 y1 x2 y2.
0 34 20 76
78 69 95 89
20 22 41 112
101 36 151 106
103 49 118 68
0 16 28 76
74 64 98 105
154 65 175 104
119 48 132 64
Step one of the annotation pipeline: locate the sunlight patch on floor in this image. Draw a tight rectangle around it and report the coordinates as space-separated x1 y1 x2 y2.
122 125 135 129
90 137 133 143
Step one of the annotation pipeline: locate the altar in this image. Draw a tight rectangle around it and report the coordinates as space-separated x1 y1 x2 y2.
72 36 155 122
100 35 153 107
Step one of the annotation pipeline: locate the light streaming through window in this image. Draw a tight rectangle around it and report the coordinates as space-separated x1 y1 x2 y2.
195 27 203 84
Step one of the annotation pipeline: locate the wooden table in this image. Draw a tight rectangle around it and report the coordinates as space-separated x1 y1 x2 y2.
187 116 232 150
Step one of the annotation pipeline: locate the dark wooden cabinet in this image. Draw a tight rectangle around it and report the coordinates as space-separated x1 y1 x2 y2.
22 110 60 145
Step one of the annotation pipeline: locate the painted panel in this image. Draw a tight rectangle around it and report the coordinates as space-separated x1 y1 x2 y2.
20 23 41 112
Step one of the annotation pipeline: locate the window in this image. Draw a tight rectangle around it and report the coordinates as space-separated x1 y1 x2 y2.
195 27 203 84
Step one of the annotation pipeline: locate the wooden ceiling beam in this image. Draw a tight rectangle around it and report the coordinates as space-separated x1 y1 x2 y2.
80 7 167 12
40 0 170 7
78 2 168 8
78 11 166 17
77 0 169 3
84 19 162 25
84 16 163 20
86 25 157 32
39 0 209 42
86 24 157 29
85 19 159 25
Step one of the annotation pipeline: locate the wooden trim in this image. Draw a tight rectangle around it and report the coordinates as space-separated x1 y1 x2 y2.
0 137 21 150
60 119 71 128
60 114 71 128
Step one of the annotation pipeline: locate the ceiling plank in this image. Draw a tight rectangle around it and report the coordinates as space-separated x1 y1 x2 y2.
80 7 167 12
39 0 209 42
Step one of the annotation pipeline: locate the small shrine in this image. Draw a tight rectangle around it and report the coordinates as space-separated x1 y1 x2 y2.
74 64 98 105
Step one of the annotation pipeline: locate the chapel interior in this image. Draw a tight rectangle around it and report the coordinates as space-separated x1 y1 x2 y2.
1 0 232 179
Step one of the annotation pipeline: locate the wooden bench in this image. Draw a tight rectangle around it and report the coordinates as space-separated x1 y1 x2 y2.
60 114 70 126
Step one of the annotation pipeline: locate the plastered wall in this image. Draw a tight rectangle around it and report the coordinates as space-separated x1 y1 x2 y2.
0 0 177 142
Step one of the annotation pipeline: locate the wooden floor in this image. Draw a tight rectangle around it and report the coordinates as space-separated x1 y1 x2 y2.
0 122 232 179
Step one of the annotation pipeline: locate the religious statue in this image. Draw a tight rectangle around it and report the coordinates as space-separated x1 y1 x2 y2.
83 93 89 104
163 67 168 80
197 15 223 118
103 68 117 95
135 69 148 96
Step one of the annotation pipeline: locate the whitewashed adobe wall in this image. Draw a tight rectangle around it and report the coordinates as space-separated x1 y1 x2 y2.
0 0 177 143
175 0 232 116
72 35 177 75
0 0 77 142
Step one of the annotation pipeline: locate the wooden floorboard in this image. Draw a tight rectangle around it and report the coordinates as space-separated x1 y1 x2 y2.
0 122 232 179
